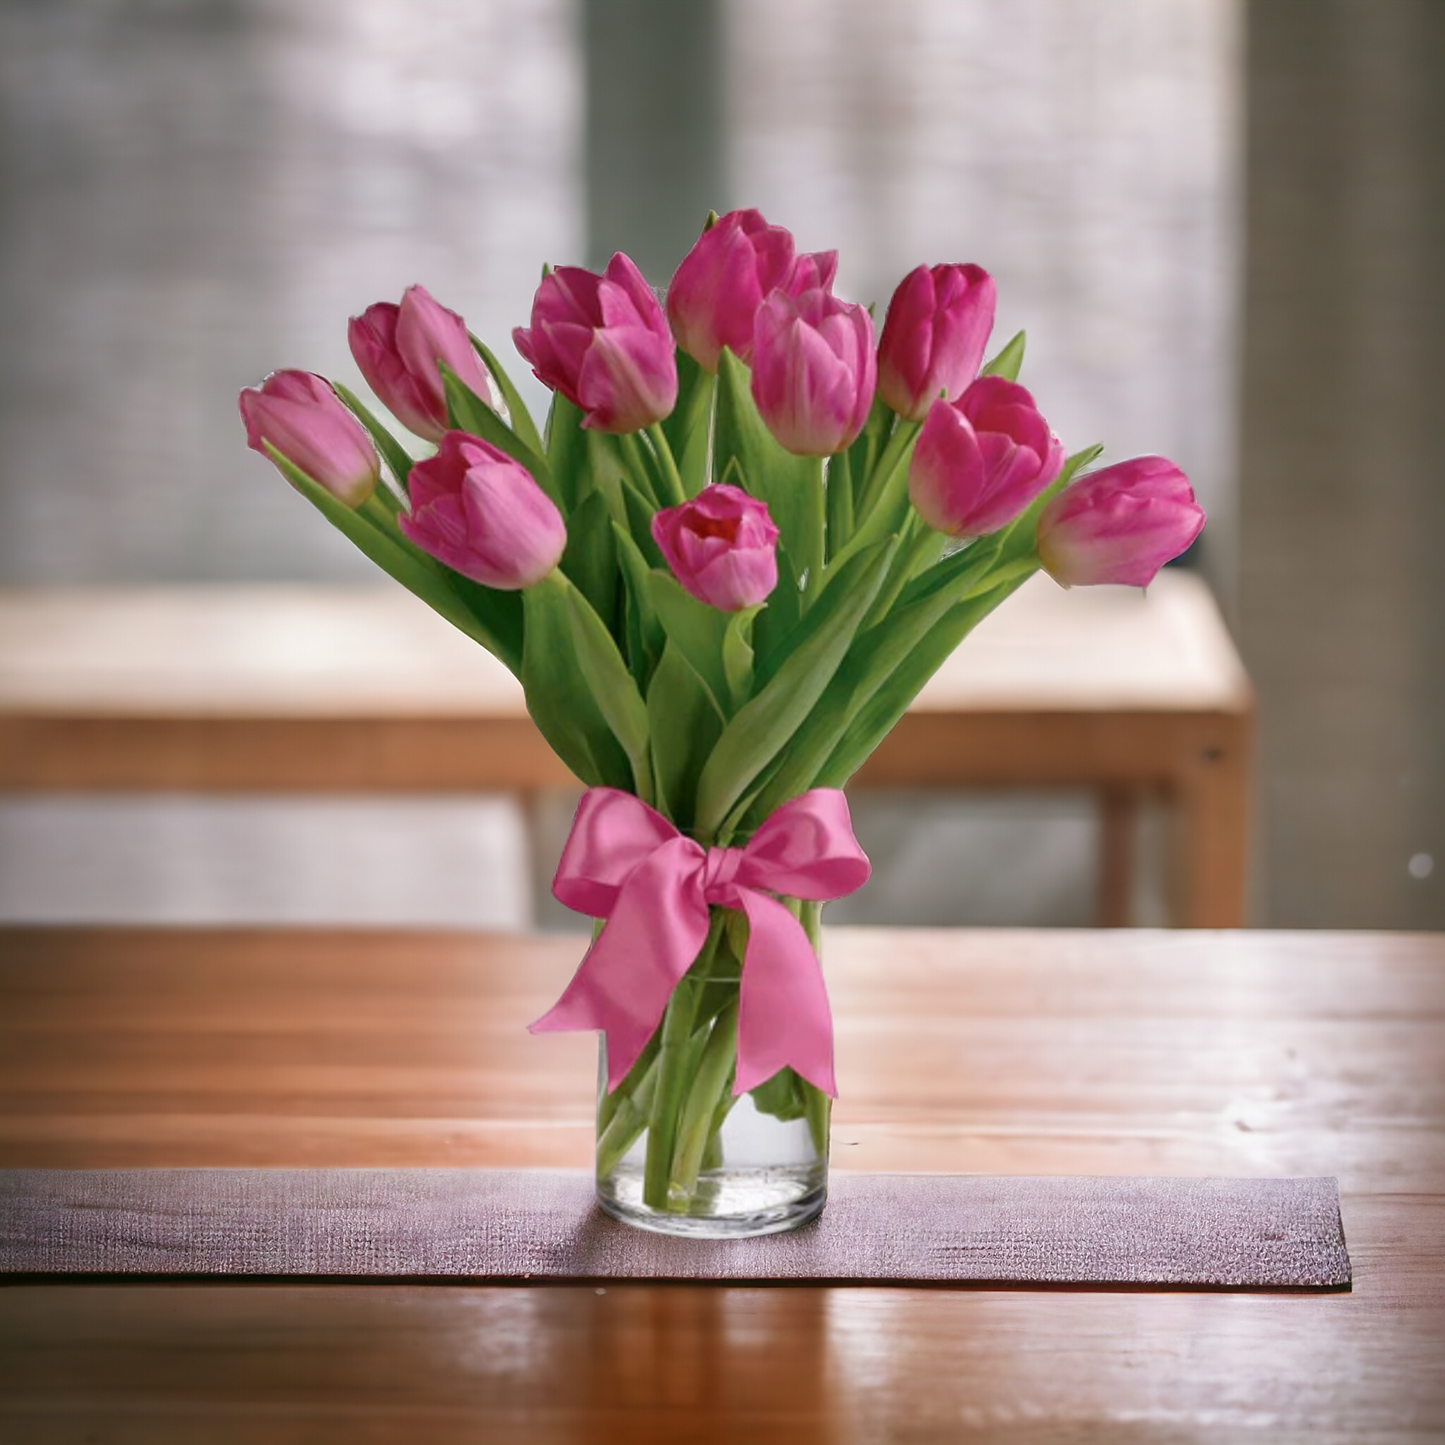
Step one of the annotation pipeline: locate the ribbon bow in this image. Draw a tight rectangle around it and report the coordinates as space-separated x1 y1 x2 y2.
531 787 871 1097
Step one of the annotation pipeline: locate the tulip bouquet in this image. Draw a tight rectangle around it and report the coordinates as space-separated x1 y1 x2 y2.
241 209 1204 1236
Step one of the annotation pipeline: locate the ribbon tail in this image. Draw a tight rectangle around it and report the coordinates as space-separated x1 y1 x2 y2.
734 891 836 1098
530 835 710 1091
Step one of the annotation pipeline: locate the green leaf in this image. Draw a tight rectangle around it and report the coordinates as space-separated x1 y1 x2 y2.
612 523 665 690
331 382 417 495
545 392 591 513
582 431 629 528
815 570 1036 789
763 441 1101 804
715 349 823 593
469 333 545 457
646 640 725 830
751 539 804 681
615 430 663 510
446 576 524 670
618 470 666 568
560 490 620 638
662 349 716 496
694 538 895 839
981 330 1026 381
826 416 921 581
440 365 560 510
990 441 1105 564
844 393 896 516
521 578 632 788
648 570 731 715
785 449 1109 801
560 576 655 805
643 423 687 508
895 536 1002 612
264 444 521 672
825 448 855 563
1058 442 1105 488
743 546 1008 824
722 607 758 711
749 1066 808 1122
578 432 659 560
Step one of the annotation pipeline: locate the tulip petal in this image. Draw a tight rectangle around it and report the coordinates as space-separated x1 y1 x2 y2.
1037 456 1205 587
652 483 779 611
400 429 565 589
239 369 380 508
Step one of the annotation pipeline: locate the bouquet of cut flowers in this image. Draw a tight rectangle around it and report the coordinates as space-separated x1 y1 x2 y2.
240 208 1204 1237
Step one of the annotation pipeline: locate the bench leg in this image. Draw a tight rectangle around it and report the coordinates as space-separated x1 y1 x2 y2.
1168 726 1252 927
1097 786 1138 927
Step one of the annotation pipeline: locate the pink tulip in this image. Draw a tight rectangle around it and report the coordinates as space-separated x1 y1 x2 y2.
666 209 796 371
399 431 566 589
666 210 840 372
239 369 380 508
651 483 780 612
513 253 677 433
1037 456 1205 587
908 376 1064 538
877 263 996 421
348 285 493 443
750 288 876 456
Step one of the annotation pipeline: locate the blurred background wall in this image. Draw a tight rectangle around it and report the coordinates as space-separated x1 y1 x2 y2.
1238 0 1445 929
0 0 1439 930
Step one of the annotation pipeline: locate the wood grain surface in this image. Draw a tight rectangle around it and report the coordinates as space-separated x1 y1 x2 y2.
2 925 1441 1440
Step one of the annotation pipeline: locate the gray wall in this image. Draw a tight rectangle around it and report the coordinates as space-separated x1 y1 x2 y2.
0 0 580 583
1239 0 1445 928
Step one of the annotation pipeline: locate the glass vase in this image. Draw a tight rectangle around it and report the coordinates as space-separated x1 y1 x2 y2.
593 902 830 1237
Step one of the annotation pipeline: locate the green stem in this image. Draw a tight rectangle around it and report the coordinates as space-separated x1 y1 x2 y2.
361 486 405 524
642 914 723 1210
861 517 946 632
596 1054 660 1180
709 1084 740 1144
617 432 663 510
855 416 919 520
645 423 688 508
791 901 838 1161
797 455 827 612
822 419 922 587
803 1079 831 1158
826 449 855 563
669 1001 740 1198
597 1029 659 1136
795 900 831 1160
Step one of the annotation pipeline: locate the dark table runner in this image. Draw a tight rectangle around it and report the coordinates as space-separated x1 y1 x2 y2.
0 1169 1350 1288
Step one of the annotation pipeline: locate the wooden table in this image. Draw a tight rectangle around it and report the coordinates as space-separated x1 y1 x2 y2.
3 925 1441 1441
0 572 1253 926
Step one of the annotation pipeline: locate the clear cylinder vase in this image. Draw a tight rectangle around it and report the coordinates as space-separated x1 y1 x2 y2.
593 902 830 1238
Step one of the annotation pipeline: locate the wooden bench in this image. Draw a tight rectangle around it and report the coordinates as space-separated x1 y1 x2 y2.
0 572 1252 925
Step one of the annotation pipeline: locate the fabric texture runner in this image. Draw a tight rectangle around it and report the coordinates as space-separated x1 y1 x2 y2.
0 1169 1350 1288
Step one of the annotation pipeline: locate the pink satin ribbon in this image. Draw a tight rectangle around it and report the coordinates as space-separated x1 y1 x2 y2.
530 787 871 1097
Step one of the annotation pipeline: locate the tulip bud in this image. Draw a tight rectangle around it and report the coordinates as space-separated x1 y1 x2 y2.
877 263 996 421
514 252 677 433
239 369 380 508
651 483 780 612
348 284 494 442
399 431 566 589
666 209 797 371
907 377 1064 538
750 288 876 457
1037 456 1205 587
